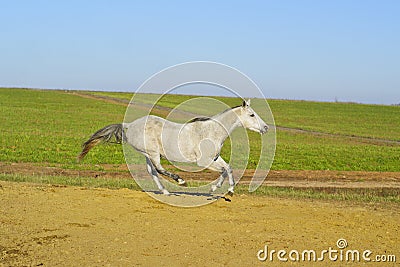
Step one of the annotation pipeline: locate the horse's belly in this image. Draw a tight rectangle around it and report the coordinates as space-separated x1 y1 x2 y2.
160 128 196 163
160 139 196 163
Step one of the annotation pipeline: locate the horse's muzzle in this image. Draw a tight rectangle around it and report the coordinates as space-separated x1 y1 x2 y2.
260 125 269 134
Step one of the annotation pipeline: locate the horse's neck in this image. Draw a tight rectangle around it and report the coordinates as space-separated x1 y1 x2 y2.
212 108 241 141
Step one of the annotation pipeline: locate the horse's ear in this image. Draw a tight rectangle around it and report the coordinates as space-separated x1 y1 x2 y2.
242 99 250 107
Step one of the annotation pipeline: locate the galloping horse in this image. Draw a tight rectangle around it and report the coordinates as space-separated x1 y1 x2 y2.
78 99 268 195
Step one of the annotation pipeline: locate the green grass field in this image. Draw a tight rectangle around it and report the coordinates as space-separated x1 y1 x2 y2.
88 90 400 141
1 88 399 172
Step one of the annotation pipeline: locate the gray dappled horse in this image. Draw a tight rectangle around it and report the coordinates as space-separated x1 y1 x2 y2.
78 100 268 195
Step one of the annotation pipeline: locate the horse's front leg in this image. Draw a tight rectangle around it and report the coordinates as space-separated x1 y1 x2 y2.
205 156 235 195
214 169 228 190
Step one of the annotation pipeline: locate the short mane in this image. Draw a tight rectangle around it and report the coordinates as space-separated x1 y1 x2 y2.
188 117 211 123
188 104 242 123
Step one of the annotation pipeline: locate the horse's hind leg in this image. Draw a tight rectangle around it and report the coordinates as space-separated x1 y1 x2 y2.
145 157 170 195
150 156 186 186
158 169 186 186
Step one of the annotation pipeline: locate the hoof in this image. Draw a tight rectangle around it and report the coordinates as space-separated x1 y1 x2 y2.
177 178 187 186
227 187 234 196
210 184 218 192
162 189 170 195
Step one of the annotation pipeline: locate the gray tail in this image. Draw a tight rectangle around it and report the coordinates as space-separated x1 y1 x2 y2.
77 124 125 162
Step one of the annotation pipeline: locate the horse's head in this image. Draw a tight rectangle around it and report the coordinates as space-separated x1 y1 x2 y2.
237 99 269 134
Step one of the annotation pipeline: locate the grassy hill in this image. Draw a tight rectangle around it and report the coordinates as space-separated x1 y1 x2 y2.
1 88 399 171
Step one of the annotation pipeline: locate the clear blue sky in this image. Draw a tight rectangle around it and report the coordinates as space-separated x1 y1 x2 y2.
1 0 399 104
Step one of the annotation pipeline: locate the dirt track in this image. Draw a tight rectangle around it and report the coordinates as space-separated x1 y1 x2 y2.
1 181 399 266
2 162 400 190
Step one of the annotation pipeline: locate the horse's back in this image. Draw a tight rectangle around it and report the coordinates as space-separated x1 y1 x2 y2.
124 115 191 160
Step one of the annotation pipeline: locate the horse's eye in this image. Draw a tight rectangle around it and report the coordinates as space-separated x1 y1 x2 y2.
250 114 255 117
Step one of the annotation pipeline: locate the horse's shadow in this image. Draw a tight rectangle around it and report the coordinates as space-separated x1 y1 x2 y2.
144 190 232 202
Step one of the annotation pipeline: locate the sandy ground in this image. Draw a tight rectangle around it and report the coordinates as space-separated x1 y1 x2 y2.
1 181 399 266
